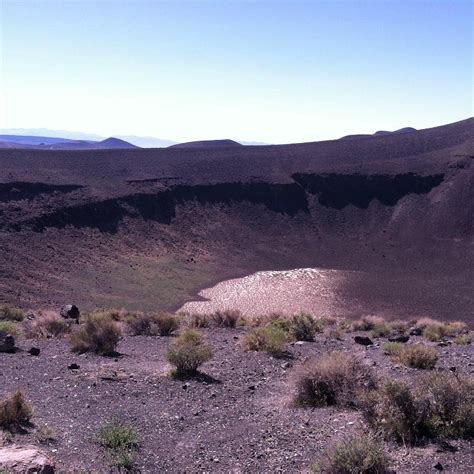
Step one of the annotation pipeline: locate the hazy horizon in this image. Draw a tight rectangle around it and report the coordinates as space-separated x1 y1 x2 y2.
1 0 472 144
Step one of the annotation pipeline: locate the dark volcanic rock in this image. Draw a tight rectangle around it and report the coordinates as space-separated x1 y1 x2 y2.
388 331 409 343
409 327 423 336
28 347 40 356
0 331 15 353
60 304 80 322
354 335 374 346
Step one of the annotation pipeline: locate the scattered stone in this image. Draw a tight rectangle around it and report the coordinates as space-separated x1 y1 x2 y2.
60 304 80 322
434 462 444 471
248 385 256 391
68 363 80 370
409 327 422 336
0 444 55 473
28 347 40 356
438 341 450 347
0 331 15 353
388 331 409 343
295 341 305 346
354 336 373 346
449 366 456 373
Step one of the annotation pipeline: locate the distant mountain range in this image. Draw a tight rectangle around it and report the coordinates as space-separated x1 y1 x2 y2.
340 127 417 140
0 135 138 150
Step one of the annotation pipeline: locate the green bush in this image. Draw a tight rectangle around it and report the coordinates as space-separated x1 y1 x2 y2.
167 329 213 376
382 342 403 356
397 344 438 369
243 326 287 356
70 314 122 355
312 432 389 473
454 332 474 345
294 352 377 408
97 417 139 470
0 391 33 430
0 305 24 322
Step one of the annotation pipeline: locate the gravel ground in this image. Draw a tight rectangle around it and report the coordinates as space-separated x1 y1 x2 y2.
1 328 473 473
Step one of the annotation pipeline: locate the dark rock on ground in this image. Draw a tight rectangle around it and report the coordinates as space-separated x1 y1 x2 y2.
354 335 373 346
28 347 41 356
68 363 80 370
60 304 80 322
409 327 422 336
388 332 409 343
0 331 15 353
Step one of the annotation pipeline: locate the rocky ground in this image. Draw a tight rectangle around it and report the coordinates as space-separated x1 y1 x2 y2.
1 325 473 473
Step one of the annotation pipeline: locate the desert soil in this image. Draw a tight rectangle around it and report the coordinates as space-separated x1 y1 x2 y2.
1 328 473 473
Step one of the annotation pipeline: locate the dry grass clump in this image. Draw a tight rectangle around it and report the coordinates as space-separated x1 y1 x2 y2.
0 305 24 322
97 417 139 470
352 315 386 332
0 391 33 430
396 344 439 369
70 314 122 355
128 312 179 336
293 352 377 408
312 432 389 474
361 374 473 444
290 313 324 341
454 331 474 345
0 321 17 336
415 318 466 342
35 425 57 445
382 342 403 356
23 312 70 339
211 309 241 328
243 326 288 357
167 329 213 377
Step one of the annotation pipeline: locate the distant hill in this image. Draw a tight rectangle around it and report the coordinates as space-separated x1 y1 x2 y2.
340 127 417 140
170 139 243 149
0 135 138 150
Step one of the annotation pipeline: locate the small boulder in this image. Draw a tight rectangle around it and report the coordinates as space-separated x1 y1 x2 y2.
0 444 55 473
354 335 373 346
0 331 15 353
68 363 80 370
388 332 410 343
28 347 41 356
60 304 80 322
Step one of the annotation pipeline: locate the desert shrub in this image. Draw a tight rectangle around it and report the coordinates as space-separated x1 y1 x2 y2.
396 344 438 369
0 321 17 336
243 326 287 356
268 317 292 333
35 425 57 445
382 342 403 356
128 312 179 336
293 352 377 408
290 313 324 341
97 417 139 470
70 314 122 355
454 331 474 345
312 432 389 473
422 324 448 342
211 309 241 328
352 315 386 332
325 327 342 340
371 323 391 338
0 305 24 322
180 312 212 328
362 374 474 444
167 329 213 376
338 319 353 332
23 312 70 339
0 391 33 430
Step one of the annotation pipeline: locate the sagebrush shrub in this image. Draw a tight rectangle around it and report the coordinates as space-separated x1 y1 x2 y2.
70 314 122 354
290 313 323 341
179 312 212 328
167 329 213 376
352 315 386 332
397 344 438 369
362 374 474 444
313 432 389 474
382 342 403 356
0 391 33 429
0 305 24 322
293 352 377 407
243 326 287 356
128 312 179 336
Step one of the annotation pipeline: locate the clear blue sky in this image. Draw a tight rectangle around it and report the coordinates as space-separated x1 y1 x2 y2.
0 0 472 144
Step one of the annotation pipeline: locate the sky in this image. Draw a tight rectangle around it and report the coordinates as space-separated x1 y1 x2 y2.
0 0 472 144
